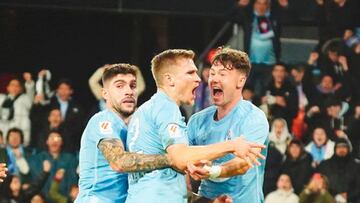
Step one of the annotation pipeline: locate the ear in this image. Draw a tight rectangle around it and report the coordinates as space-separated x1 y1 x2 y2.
164 73 175 87
236 76 247 89
102 88 108 100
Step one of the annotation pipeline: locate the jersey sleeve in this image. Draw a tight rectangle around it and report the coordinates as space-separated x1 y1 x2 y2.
156 105 188 150
186 115 198 146
242 110 269 145
88 115 123 148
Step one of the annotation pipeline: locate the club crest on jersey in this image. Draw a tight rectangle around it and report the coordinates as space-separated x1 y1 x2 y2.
99 121 113 134
167 123 182 138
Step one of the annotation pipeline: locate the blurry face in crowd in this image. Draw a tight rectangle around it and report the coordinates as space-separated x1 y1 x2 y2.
288 143 301 159
313 128 327 147
334 0 346 6
10 176 21 193
320 75 334 91
273 119 285 138
335 145 349 157
254 0 269 16
354 44 360 54
46 132 63 153
171 57 201 105
290 69 304 83
7 131 22 148
48 109 63 127
31 195 45 203
242 88 254 101
277 174 292 191
209 61 246 108
103 74 137 118
272 64 286 84
56 83 73 102
7 79 23 96
326 105 341 118
328 51 339 63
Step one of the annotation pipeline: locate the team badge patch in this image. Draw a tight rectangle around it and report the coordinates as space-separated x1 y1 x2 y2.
99 121 113 134
167 123 182 138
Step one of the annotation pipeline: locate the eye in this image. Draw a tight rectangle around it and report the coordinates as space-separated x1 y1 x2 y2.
130 83 137 89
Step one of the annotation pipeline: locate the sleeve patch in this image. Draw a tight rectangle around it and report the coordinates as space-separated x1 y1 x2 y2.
167 123 183 138
99 121 113 134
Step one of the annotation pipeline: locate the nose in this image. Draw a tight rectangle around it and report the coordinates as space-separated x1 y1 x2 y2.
195 73 201 83
124 85 135 96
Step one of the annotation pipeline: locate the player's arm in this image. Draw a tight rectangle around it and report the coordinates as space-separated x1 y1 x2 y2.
98 138 172 173
166 136 264 171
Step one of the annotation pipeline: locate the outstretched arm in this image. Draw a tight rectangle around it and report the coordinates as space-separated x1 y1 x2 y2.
98 138 173 173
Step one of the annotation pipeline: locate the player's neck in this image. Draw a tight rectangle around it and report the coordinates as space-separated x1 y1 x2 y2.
158 87 180 106
216 94 242 121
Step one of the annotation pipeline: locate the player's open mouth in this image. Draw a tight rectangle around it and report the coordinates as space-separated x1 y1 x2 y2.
192 87 197 97
212 87 223 97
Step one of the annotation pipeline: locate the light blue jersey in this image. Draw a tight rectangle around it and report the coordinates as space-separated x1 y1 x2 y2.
188 100 269 203
126 90 188 203
75 109 128 203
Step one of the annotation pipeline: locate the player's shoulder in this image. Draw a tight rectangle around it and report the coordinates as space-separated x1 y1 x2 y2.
87 109 120 129
189 106 217 123
237 100 267 122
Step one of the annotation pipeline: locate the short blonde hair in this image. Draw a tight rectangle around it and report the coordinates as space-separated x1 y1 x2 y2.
151 49 195 86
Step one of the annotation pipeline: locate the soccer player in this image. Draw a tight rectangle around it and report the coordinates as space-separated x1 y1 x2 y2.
187 48 269 202
126 49 265 203
75 64 175 203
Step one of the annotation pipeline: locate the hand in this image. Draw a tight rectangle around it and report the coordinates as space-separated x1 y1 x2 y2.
275 96 286 107
0 163 8 182
43 160 51 172
55 168 65 181
334 83 343 91
213 195 233 203
278 0 288 7
308 52 319 65
186 160 211 181
343 30 353 40
338 56 348 71
38 69 47 78
335 130 346 138
355 106 360 119
34 94 44 104
23 72 32 82
238 0 250 7
261 96 268 104
232 136 266 167
309 106 320 114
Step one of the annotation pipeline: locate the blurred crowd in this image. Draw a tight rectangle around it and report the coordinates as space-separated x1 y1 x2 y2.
0 0 360 202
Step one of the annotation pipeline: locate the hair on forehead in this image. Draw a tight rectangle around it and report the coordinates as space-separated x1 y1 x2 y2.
212 47 251 77
102 63 137 85
151 49 195 86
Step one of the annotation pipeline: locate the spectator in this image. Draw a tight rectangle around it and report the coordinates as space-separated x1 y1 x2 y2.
269 118 292 155
34 108 72 153
299 173 335 203
231 0 286 96
318 138 360 203
0 75 34 147
316 0 359 45
49 168 78 203
47 79 84 152
0 128 30 179
30 193 46 203
29 131 77 201
263 141 283 196
265 174 299 203
0 160 51 203
290 64 317 140
347 102 360 158
305 127 335 168
0 163 7 182
261 63 299 127
282 139 313 194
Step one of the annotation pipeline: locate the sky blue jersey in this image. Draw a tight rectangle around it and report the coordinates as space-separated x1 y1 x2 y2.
187 100 269 203
75 109 128 203
126 90 188 203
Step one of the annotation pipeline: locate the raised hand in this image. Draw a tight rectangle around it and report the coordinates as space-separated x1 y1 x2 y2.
232 136 266 167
